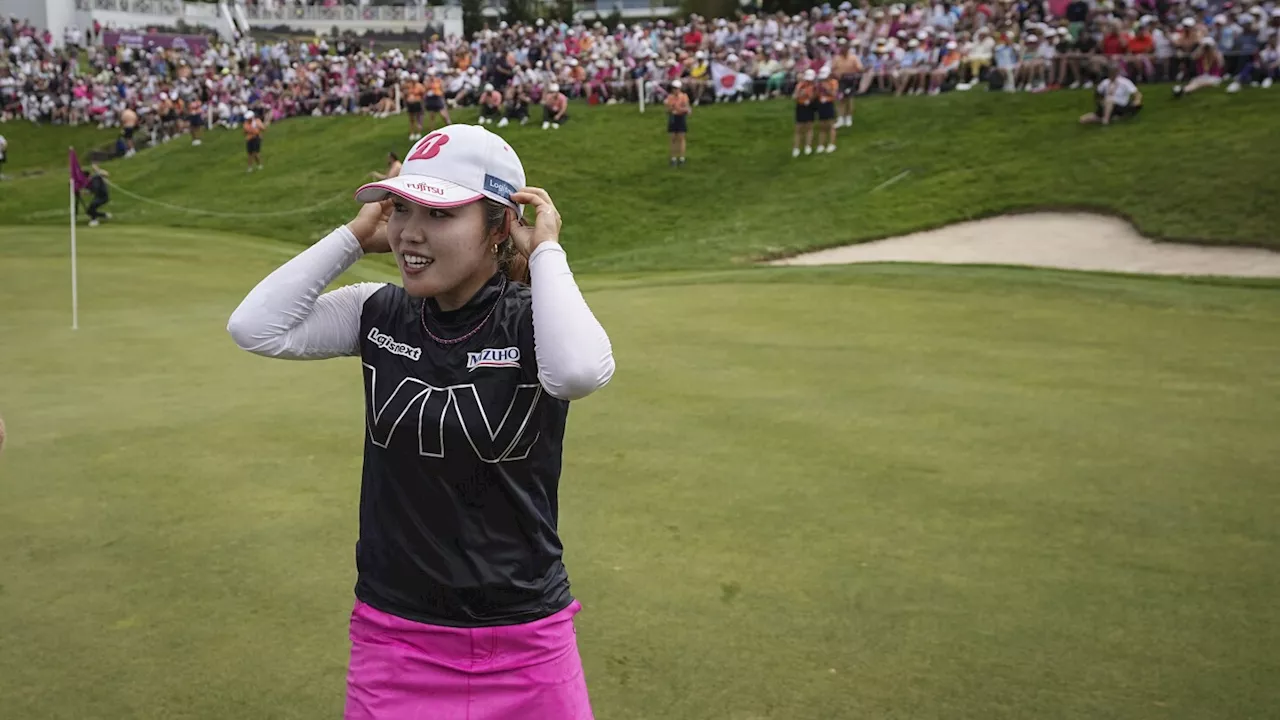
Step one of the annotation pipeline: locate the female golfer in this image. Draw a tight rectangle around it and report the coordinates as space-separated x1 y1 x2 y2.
227 124 614 720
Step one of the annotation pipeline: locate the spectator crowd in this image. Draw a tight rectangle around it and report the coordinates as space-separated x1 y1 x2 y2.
2 1 1279 148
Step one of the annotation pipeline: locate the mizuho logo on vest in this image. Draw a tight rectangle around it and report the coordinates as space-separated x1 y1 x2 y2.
467 346 521 371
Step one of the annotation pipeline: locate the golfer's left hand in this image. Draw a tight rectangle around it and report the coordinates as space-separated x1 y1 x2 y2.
509 187 561 257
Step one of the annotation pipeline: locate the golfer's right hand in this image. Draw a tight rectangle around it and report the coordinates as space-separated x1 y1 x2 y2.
347 199 393 254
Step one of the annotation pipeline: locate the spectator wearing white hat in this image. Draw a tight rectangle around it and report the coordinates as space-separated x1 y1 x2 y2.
1225 14 1264 93
403 73 426 140
930 41 963 95
541 82 567 129
664 79 691 167
792 68 818 157
1174 36 1225 97
689 50 711 103
423 69 451 134
243 110 264 173
992 32 1020 92
1080 62 1142 125
1019 34 1048 92
477 83 503 125
501 83 532 127
1174 17 1206 81
0 132 6 180
830 38 862 127
897 37 928 95
860 39 894 94
814 67 839 153
1261 36 1280 88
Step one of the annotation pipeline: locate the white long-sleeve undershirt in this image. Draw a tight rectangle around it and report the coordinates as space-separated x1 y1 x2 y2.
226 226 615 401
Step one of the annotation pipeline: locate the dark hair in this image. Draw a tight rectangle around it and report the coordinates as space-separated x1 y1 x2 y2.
484 199 529 284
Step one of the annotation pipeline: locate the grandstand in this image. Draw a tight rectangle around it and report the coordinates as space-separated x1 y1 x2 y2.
5 0 1276 149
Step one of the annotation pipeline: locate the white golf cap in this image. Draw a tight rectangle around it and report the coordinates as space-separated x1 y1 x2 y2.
355 124 526 216
244 110 254 118
671 78 682 87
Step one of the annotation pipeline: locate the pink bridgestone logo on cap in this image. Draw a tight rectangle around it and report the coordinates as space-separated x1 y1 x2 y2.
407 132 450 162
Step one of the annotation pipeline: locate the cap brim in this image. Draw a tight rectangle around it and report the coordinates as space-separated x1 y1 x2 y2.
355 175 484 207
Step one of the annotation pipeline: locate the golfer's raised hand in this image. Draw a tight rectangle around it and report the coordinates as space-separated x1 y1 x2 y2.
347 199 393 254
509 187 561 258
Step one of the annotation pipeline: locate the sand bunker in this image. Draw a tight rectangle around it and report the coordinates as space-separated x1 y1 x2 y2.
769 213 1280 278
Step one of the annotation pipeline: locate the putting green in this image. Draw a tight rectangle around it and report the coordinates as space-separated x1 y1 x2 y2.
1 225 1278 719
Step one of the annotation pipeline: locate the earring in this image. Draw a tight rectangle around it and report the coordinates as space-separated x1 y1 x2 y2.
492 244 499 255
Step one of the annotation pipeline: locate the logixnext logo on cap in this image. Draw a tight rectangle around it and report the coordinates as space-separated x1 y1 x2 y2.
483 174 518 202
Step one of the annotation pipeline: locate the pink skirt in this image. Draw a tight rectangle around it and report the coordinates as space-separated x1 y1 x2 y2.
344 598 594 720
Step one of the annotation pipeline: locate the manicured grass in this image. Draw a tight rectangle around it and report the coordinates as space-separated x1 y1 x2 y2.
1 88 1278 274
2 225 1278 719
0 122 117 176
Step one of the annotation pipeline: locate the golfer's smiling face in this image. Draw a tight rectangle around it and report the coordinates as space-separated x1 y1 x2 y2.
388 199 490 299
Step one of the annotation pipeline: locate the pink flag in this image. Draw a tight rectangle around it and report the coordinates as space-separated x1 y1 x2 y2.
69 148 91 193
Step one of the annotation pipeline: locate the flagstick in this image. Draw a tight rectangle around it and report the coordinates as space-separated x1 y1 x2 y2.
69 174 79 331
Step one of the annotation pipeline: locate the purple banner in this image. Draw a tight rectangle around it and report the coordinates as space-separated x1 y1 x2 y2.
102 31 209 55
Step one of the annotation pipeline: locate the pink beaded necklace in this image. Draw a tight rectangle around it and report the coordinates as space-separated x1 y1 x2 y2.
418 276 507 346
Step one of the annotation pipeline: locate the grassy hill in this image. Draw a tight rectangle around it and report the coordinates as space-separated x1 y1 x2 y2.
2 88 1279 273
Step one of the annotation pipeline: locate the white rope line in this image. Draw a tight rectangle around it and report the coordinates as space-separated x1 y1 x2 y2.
103 179 350 218
870 170 913 193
